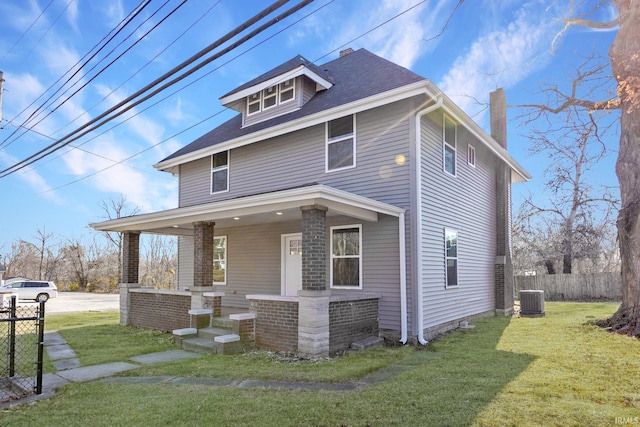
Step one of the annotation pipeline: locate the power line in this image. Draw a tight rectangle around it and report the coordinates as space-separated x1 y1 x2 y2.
0 0 153 150
0 0 300 178
0 0 56 63
1 0 183 152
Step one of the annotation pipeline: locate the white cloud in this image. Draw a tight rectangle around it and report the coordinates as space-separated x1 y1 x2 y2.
94 84 165 147
437 1 566 120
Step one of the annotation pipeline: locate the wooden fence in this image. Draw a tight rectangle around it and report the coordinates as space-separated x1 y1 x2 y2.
515 273 621 301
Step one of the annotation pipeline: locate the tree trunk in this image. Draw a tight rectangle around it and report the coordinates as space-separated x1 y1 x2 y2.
599 0 640 336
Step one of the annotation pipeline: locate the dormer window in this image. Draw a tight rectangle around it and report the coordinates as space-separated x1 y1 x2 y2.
279 79 294 103
263 86 277 109
247 93 261 115
246 78 296 116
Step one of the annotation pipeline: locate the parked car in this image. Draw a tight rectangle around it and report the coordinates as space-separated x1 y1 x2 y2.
0 280 58 302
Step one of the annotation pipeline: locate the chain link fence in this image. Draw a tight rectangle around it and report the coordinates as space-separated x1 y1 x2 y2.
0 295 45 403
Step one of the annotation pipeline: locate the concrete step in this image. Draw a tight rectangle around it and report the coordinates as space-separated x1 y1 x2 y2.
182 337 218 354
197 327 232 340
210 316 233 329
351 336 384 351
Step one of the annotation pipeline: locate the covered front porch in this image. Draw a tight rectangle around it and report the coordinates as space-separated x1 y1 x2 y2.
90 185 406 357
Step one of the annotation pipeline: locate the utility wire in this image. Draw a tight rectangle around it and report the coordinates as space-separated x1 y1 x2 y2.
0 0 56 62
38 0 335 193
26 1 223 171
3 0 182 151
0 0 297 178
0 0 152 150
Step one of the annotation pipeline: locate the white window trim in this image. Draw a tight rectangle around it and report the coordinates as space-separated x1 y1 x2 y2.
468 144 476 167
213 235 227 285
279 78 295 104
246 78 297 116
262 86 278 111
210 151 229 194
444 228 459 289
247 93 261 116
330 224 363 290
325 115 357 173
443 114 456 177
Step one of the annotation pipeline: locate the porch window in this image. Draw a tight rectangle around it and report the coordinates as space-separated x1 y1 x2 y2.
213 236 226 284
443 114 456 176
445 228 458 288
211 151 229 193
326 115 356 172
330 225 362 289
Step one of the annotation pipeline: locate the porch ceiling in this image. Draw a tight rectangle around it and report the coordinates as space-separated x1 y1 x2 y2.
89 184 405 236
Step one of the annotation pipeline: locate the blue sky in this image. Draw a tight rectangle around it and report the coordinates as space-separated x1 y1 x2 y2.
0 0 619 253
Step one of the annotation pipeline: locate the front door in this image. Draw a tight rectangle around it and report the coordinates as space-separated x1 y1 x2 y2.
282 233 302 296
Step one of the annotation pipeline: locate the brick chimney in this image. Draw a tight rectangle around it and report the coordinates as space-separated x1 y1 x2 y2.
491 88 514 316
490 88 507 148
339 48 354 57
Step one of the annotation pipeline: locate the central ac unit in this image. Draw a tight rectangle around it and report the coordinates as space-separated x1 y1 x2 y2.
519 290 545 317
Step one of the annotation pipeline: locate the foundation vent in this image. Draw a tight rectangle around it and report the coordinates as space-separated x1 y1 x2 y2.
519 290 545 317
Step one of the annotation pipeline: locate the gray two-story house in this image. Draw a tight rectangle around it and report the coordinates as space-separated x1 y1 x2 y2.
91 48 530 357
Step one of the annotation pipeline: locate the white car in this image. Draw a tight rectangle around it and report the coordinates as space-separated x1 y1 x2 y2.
0 280 58 302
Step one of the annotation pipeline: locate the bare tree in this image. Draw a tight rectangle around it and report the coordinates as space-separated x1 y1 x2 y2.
99 195 140 282
141 234 177 289
522 1 640 335
517 93 618 274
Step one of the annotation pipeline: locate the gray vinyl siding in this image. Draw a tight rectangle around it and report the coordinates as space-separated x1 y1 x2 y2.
176 98 417 330
419 111 497 330
175 215 402 329
179 99 414 208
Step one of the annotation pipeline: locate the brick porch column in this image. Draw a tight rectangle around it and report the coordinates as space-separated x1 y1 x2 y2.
192 221 214 309
122 231 140 284
120 232 141 326
298 205 330 358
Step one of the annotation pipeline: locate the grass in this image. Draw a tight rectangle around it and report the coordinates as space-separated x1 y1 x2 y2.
1 302 639 426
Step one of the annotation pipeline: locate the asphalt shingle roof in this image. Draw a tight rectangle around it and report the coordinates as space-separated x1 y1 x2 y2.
160 48 426 163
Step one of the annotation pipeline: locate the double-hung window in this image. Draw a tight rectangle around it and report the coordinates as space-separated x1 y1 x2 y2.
326 115 356 172
213 236 227 284
211 151 229 193
330 225 362 288
445 228 458 288
246 78 296 115
443 114 456 176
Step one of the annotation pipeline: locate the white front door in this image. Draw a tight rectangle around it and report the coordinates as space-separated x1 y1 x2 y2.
282 233 302 296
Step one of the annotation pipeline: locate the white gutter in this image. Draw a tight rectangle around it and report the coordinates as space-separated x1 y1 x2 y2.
399 211 408 343
413 95 443 345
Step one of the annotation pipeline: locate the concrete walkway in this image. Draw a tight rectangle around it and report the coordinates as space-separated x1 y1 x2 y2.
1 332 406 409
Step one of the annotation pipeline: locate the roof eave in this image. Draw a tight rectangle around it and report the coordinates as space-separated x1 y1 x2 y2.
219 65 333 107
422 81 531 183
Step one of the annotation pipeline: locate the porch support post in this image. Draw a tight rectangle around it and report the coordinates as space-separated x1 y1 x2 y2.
120 231 141 327
298 205 330 358
192 221 215 309
122 231 140 284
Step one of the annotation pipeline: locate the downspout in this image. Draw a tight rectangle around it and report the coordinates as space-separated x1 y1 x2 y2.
413 95 443 345
399 210 408 343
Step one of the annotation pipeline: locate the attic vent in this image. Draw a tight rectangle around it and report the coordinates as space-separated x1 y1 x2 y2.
340 48 354 57
519 290 545 317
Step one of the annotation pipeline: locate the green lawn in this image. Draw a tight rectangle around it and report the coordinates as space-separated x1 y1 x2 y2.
2 302 639 426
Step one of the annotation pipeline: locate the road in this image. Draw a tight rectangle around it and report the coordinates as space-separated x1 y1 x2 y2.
22 292 120 314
